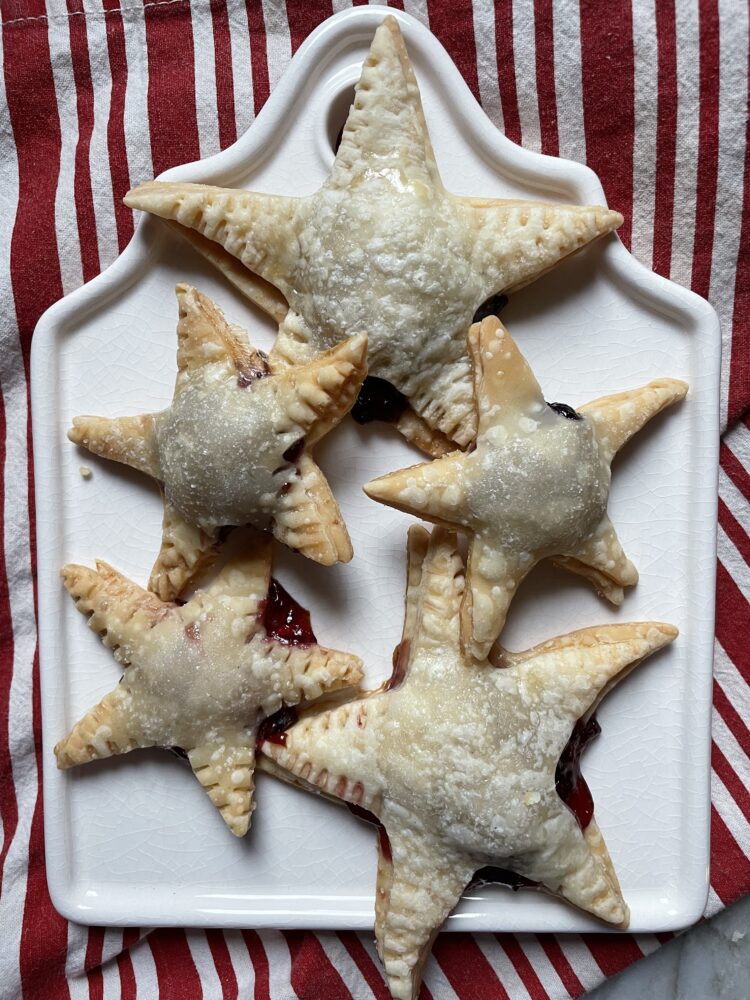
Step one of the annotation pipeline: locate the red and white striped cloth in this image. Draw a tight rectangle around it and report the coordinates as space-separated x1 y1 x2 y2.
0 1 747 997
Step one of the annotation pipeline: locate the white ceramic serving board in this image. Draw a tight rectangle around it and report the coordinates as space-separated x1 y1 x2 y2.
32 6 720 933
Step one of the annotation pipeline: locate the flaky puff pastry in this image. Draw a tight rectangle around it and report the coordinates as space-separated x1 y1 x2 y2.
364 317 687 658
125 16 622 455
69 285 367 599
259 526 677 1000
55 532 363 837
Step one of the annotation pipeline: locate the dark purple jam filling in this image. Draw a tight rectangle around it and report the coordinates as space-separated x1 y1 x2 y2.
547 401 582 421
351 377 408 425
383 639 410 692
346 803 392 862
260 578 317 647
283 437 305 464
555 715 601 830
237 352 271 387
257 705 299 747
472 293 509 323
169 746 189 761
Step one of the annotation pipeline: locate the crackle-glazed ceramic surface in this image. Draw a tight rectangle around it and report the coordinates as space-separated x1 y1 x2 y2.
31 6 719 931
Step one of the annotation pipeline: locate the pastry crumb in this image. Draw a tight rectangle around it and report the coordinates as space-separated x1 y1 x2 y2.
79 465 92 479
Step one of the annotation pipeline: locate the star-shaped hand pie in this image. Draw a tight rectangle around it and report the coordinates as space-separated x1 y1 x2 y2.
364 316 687 658
54 532 363 836
69 284 367 599
124 16 622 454
260 526 677 1000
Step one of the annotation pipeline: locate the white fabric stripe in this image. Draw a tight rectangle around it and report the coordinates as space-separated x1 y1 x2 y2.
223 931 256 997
551 0 586 162
101 929 125 1000
46 0 85 294
318 934 378 999
261 0 292 93
421 949 461 1000
359 934 389 991
713 0 749 426
714 641 750 731
401 0 430 27
120 1 153 186
190 0 221 159
556 937 605 992
720 466 750 539
63 924 90 1000
130 933 159 998
80 0 120 273
706 886 724 917
724 419 750 471
633 934 663 957
711 769 750 850
511 0 541 151
471 0 503 130
718 525 750 603
332 0 353 13
227 0 255 138
474 935 532 998
714 708 750 793
630 0 658 268
0 39 36 993
670 0 700 288
257 930 294 1000
517 936 569 997
185 930 223 997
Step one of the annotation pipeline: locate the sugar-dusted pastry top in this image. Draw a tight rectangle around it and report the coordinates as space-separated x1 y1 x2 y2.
125 16 623 452
260 526 677 1000
365 316 688 658
68 284 367 599
55 532 363 837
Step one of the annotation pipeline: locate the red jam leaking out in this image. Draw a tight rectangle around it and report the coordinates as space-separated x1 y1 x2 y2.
472 293 508 324
555 714 601 830
260 578 317 646
346 803 392 862
351 377 408 426
257 705 299 747
282 437 306 464
383 639 410 692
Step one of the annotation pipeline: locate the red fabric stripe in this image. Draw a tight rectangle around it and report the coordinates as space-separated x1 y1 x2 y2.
721 440 750 499
67 5 101 283
117 929 141 1000
242 931 270 1000
85 928 105 1000
0 390 18 891
102 0 134 251
533 0 559 156
20 657 70 1000
149 930 203 999
211 0 238 150
715 561 750 674
432 932 509 999
690 0 720 299
710 804 750 904
284 932 350 1000
496 934 547 999
338 932 392 999
144 2 200 176
579 0 635 246
651 0 678 278
288 1 333 55
713 678 750 760
426 0 480 103
728 46 750 423
581 933 643 977
493 1 522 145
206 931 238 999
713 740 750 820
246 0 270 116
537 935 585 997
719 497 750 566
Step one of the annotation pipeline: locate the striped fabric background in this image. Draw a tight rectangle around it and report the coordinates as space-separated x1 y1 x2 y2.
0 0 747 997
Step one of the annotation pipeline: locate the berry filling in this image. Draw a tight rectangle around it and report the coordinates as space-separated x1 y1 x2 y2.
547 401 582 421
260 578 317 646
257 705 300 747
351 377 408 425
555 714 601 829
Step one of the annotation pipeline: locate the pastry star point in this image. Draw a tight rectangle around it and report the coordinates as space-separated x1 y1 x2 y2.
125 19 623 452
260 527 676 1000
55 536 364 837
69 284 367 598
365 317 687 656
